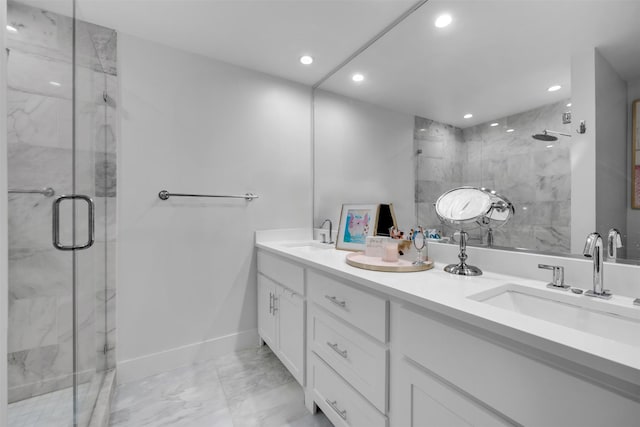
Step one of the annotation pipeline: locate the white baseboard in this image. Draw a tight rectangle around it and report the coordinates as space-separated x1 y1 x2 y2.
116 329 259 384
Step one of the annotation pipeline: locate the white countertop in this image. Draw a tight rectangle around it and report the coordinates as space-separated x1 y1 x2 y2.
256 233 640 396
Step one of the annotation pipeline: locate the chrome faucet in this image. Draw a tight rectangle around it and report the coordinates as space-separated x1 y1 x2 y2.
319 219 334 244
583 232 612 299
606 228 623 261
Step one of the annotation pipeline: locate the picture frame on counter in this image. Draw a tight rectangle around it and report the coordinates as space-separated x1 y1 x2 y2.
336 203 397 251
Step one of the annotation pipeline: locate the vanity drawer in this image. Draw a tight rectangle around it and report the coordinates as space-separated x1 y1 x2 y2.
311 353 387 427
257 251 304 295
308 270 388 342
310 307 388 412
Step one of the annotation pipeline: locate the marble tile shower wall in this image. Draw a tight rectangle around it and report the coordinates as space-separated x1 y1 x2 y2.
6 1 117 403
416 100 572 253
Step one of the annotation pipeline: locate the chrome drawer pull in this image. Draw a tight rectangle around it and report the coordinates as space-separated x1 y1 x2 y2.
327 341 348 358
325 399 347 420
269 292 273 315
324 295 347 308
272 295 278 314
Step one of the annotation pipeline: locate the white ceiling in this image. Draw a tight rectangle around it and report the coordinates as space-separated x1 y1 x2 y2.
320 0 640 128
17 0 640 128
20 0 416 86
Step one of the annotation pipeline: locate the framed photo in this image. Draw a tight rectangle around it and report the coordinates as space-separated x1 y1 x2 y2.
336 203 397 251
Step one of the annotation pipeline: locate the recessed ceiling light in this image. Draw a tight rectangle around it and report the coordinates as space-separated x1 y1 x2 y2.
522 206 528 211
49 81 61 87
352 73 364 82
435 14 452 28
299 55 313 65
6 25 17 33
566 102 572 107
419 128 426 132
546 144 554 148
490 123 499 127
548 85 561 92
506 128 514 133
463 113 473 119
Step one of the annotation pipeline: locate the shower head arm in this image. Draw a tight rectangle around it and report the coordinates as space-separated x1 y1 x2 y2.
543 129 572 137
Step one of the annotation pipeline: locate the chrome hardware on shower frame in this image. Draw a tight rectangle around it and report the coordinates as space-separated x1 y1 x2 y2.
52 195 95 251
8 187 55 197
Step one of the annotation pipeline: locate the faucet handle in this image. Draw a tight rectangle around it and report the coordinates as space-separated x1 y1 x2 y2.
538 264 569 290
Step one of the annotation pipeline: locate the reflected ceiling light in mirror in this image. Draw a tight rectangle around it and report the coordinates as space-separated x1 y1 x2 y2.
352 73 365 82
463 113 473 119
547 85 562 92
490 123 499 127
566 102 572 107
546 144 554 148
6 25 17 33
299 55 313 65
435 14 452 28
49 81 61 87
506 128 514 133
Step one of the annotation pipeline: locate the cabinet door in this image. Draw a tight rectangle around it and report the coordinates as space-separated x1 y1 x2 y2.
276 285 304 385
257 274 277 348
393 357 514 427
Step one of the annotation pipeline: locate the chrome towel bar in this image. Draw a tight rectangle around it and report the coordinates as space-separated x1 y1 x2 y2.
158 190 258 201
8 187 55 197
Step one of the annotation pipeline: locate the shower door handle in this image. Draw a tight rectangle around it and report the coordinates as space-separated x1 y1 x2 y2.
52 195 95 251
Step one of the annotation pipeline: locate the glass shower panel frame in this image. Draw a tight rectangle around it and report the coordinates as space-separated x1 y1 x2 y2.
71 2 115 424
6 0 76 426
6 0 112 425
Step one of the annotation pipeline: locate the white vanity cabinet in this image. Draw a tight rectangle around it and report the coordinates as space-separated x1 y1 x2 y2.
256 242 640 427
257 251 305 385
390 302 640 427
307 270 389 426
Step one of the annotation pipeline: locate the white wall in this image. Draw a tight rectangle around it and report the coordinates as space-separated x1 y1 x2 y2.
570 49 597 253
570 48 629 254
594 49 628 249
1 0 8 421
117 34 312 383
627 78 640 259
314 90 415 233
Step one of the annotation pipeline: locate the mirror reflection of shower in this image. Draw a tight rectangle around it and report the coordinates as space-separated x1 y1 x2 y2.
532 129 572 141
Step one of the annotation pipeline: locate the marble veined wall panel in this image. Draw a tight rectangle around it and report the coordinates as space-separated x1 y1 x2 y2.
416 100 572 253
6 0 117 402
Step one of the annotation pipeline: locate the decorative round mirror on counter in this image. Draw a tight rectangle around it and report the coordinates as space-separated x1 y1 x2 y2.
435 187 515 276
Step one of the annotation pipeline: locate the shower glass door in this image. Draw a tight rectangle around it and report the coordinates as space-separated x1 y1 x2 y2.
6 0 112 425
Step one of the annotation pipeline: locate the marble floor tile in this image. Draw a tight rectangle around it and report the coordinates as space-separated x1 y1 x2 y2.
109 346 332 427
215 345 294 407
8 383 91 427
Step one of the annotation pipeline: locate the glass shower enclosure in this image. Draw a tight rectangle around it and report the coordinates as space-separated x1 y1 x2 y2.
6 0 116 425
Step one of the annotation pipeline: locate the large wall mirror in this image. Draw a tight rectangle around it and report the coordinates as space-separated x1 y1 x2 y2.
314 0 640 262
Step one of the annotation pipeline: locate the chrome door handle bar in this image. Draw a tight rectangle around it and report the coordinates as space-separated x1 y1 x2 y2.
53 195 95 251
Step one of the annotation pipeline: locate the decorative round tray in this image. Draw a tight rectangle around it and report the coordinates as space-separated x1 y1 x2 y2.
345 252 434 272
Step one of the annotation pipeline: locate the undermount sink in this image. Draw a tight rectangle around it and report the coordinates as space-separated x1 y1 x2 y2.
469 284 640 347
280 241 334 252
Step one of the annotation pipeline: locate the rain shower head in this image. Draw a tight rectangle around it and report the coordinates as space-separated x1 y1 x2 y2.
532 129 571 141
532 131 557 141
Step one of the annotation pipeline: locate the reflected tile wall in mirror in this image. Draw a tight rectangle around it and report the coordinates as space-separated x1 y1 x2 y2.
416 100 572 253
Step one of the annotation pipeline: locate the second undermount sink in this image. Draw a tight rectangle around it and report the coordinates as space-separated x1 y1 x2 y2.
279 241 334 252
469 284 640 348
